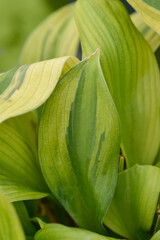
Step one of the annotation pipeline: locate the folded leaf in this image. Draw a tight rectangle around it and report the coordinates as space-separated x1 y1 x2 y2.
151 231 160 240
0 56 79 123
131 12 160 52
75 0 160 167
21 3 79 65
127 0 160 34
34 224 121 240
104 165 160 240
0 192 25 240
39 51 120 234
0 122 49 201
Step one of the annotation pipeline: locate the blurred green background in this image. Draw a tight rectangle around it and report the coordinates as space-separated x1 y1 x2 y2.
0 0 133 73
0 0 73 72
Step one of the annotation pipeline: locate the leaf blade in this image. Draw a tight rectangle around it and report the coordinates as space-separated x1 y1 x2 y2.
20 3 79 65
0 192 25 240
0 56 79 123
104 165 160 240
35 224 121 240
75 0 160 167
127 0 160 34
39 51 120 233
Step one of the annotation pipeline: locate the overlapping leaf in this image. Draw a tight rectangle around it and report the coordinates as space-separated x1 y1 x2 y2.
0 122 49 201
5 112 38 157
39 51 120 233
34 224 121 240
104 165 160 240
21 3 79 65
151 231 160 240
14 201 36 237
127 0 160 34
131 12 160 52
75 0 160 167
0 192 25 240
0 56 79 123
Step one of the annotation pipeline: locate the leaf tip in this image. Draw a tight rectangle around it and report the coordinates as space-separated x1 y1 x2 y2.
86 48 101 60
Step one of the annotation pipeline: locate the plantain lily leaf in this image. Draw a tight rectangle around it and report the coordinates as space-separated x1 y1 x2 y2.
5 112 38 157
13 201 36 237
21 3 79 65
0 192 25 240
0 56 79 123
155 149 160 167
127 0 160 34
75 0 160 167
34 224 122 240
151 231 160 240
39 51 120 234
104 165 160 240
131 12 160 52
0 122 50 201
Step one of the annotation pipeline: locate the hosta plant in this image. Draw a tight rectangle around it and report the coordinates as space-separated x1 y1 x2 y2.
0 0 160 240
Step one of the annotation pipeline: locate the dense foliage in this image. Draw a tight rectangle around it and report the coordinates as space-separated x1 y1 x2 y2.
0 0 160 240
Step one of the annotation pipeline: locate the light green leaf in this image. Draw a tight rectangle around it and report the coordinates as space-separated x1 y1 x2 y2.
21 3 79 65
5 112 38 157
127 0 160 34
151 231 160 240
0 192 25 240
131 12 160 52
0 56 79 123
0 122 49 201
39 51 120 234
34 224 121 240
104 165 160 240
75 0 160 167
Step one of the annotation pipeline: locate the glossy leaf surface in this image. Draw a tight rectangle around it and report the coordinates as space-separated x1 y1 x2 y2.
104 165 160 240
0 192 25 240
39 51 120 233
21 3 79 65
75 0 160 167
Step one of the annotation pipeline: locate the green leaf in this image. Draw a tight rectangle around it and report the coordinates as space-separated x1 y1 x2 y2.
46 0 71 10
34 224 121 240
0 56 79 123
39 51 120 234
131 12 160 52
0 122 49 201
75 0 160 167
21 3 79 65
104 165 160 240
155 149 160 167
0 192 25 240
5 112 38 157
127 0 160 34
14 201 36 237
151 231 160 240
